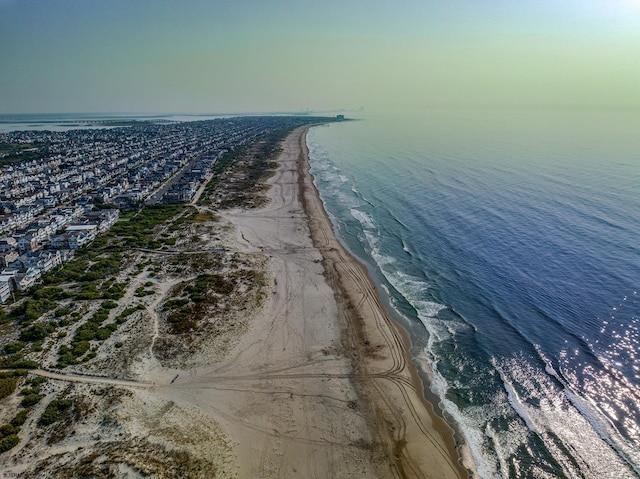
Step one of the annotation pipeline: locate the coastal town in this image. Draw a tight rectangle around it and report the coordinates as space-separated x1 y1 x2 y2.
0 116 330 303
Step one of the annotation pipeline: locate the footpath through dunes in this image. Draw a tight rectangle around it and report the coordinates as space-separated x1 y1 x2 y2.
154 126 468 478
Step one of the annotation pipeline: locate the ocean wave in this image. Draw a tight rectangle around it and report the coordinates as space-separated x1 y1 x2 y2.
349 207 377 231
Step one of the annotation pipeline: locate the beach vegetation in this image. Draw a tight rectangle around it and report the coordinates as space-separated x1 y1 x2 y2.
54 307 73 317
39 399 73 426
19 387 41 396
10 410 28 426
115 304 145 324
26 376 46 386
20 393 44 407
0 357 39 369
134 286 154 297
202 130 290 210
0 376 18 399
19 323 55 342
0 434 19 453
4 342 25 354
10 298 58 324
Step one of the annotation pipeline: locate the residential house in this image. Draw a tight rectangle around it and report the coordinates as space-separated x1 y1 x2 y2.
0 250 19 268
16 267 41 291
0 237 18 251
19 250 62 273
83 209 119 232
17 234 39 252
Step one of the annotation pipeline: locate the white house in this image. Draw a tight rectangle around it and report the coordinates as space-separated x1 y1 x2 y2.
0 277 12 303
16 267 41 291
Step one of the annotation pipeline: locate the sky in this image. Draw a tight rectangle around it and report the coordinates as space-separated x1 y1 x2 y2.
0 0 639 114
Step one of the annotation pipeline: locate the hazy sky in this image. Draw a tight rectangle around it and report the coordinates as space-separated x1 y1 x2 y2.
1 0 639 113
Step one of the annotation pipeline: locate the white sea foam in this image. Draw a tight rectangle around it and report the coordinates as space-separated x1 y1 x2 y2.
349 207 376 230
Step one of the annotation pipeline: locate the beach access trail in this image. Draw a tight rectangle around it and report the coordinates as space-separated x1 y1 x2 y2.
141 125 464 478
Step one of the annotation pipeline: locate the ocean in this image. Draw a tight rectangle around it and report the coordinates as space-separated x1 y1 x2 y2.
306 111 640 478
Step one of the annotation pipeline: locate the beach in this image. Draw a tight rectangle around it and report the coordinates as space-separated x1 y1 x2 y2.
181 125 468 478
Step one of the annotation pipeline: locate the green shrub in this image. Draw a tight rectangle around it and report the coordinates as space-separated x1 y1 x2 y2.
82 351 97 362
32 287 67 301
57 351 76 368
10 410 28 427
26 376 46 386
39 399 73 426
0 434 19 453
4 342 25 354
134 287 153 297
0 424 19 438
0 359 39 369
91 309 110 324
94 328 112 341
70 341 90 357
118 304 144 319
101 300 118 310
162 298 190 311
74 324 98 342
0 377 18 399
19 388 41 396
54 307 73 317
19 323 54 342
10 298 57 324
74 291 101 300
20 393 43 407
102 282 126 299
167 308 190 324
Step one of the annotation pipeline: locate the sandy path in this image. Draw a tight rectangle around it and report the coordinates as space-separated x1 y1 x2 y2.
153 126 467 478
29 369 153 388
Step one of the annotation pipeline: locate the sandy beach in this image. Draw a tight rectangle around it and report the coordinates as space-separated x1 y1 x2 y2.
163 125 468 478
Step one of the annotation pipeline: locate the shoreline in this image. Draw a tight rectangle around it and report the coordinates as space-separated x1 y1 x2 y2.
297 125 468 478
